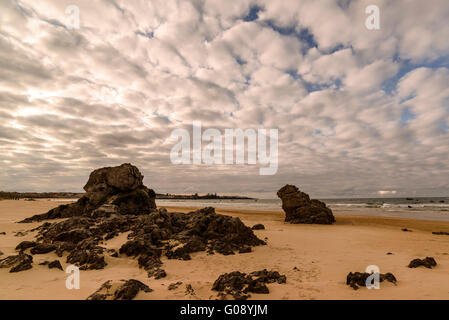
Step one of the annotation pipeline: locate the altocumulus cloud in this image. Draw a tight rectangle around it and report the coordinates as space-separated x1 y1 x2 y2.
0 0 448 198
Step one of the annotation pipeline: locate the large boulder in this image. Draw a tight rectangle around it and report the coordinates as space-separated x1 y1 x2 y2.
20 164 156 222
277 184 335 224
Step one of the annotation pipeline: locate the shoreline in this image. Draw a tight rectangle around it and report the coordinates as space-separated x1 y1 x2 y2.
160 205 449 232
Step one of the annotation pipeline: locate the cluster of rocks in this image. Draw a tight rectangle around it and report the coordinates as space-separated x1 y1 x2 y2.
277 185 335 224
212 269 286 300
408 257 437 269
346 272 397 290
9 164 265 276
118 206 265 278
87 279 152 300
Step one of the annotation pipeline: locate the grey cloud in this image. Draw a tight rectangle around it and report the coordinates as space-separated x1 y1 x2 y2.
0 0 448 197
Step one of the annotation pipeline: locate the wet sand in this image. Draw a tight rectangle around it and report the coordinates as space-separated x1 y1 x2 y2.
1 199 449 300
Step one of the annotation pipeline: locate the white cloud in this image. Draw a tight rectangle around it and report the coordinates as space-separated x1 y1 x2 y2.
0 0 448 197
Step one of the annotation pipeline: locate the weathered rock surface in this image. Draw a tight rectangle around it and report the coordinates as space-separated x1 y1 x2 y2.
432 231 449 236
30 243 57 255
20 163 156 222
212 269 286 300
168 282 183 290
87 279 152 300
277 185 335 224
40 260 63 270
15 241 37 252
408 257 437 269
346 272 397 290
0 253 33 273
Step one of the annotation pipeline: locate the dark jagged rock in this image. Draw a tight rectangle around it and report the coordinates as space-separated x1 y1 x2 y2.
87 279 152 300
30 243 57 254
402 228 412 232
238 246 252 254
252 224 265 230
0 253 33 273
15 241 36 252
0 232 6 235
0 250 3 256
67 248 106 270
212 269 286 300
346 272 397 290
168 282 183 290
432 231 449 235
20 163 156 222
277 185 335 224
45 260 63 270
408 257 437 269
185 284 195 295
152 269 167 279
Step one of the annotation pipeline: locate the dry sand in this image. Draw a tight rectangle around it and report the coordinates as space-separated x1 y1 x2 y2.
1 199 449 300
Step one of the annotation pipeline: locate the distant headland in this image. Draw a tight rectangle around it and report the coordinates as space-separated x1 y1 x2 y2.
0 191 255 201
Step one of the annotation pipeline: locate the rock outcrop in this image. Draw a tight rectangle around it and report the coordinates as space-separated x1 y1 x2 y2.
277 185 335 224
212 269 286 300
20 163 156 222
346 272 397 290
87 279 152 300
39 260 63 270
0 253 33 273
15 164 265 275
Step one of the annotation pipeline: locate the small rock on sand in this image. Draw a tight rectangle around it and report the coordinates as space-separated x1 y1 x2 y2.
212 269 287 300
346 272 397 290
408 257 437 269
168 282 183 290
185 284 195 295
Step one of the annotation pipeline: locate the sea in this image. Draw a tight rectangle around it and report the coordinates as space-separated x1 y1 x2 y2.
155 197 449 222
49 197 449 222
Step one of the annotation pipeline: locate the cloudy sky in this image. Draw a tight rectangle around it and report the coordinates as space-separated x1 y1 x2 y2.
1 0 448 198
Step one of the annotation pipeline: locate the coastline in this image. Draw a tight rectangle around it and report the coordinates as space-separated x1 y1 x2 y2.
1 199 448 300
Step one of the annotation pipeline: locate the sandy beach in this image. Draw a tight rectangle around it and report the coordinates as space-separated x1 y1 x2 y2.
1 199 448 300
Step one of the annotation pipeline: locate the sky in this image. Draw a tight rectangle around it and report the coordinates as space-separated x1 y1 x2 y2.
0 0 449 198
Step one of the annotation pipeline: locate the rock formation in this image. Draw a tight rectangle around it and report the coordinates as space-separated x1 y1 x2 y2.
87 279 152 300
277 185 335 224
16 164 265 274
212 269 287 300
0 253 33 273
346 271 397 290
20 163 156 222
39 260 63 270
